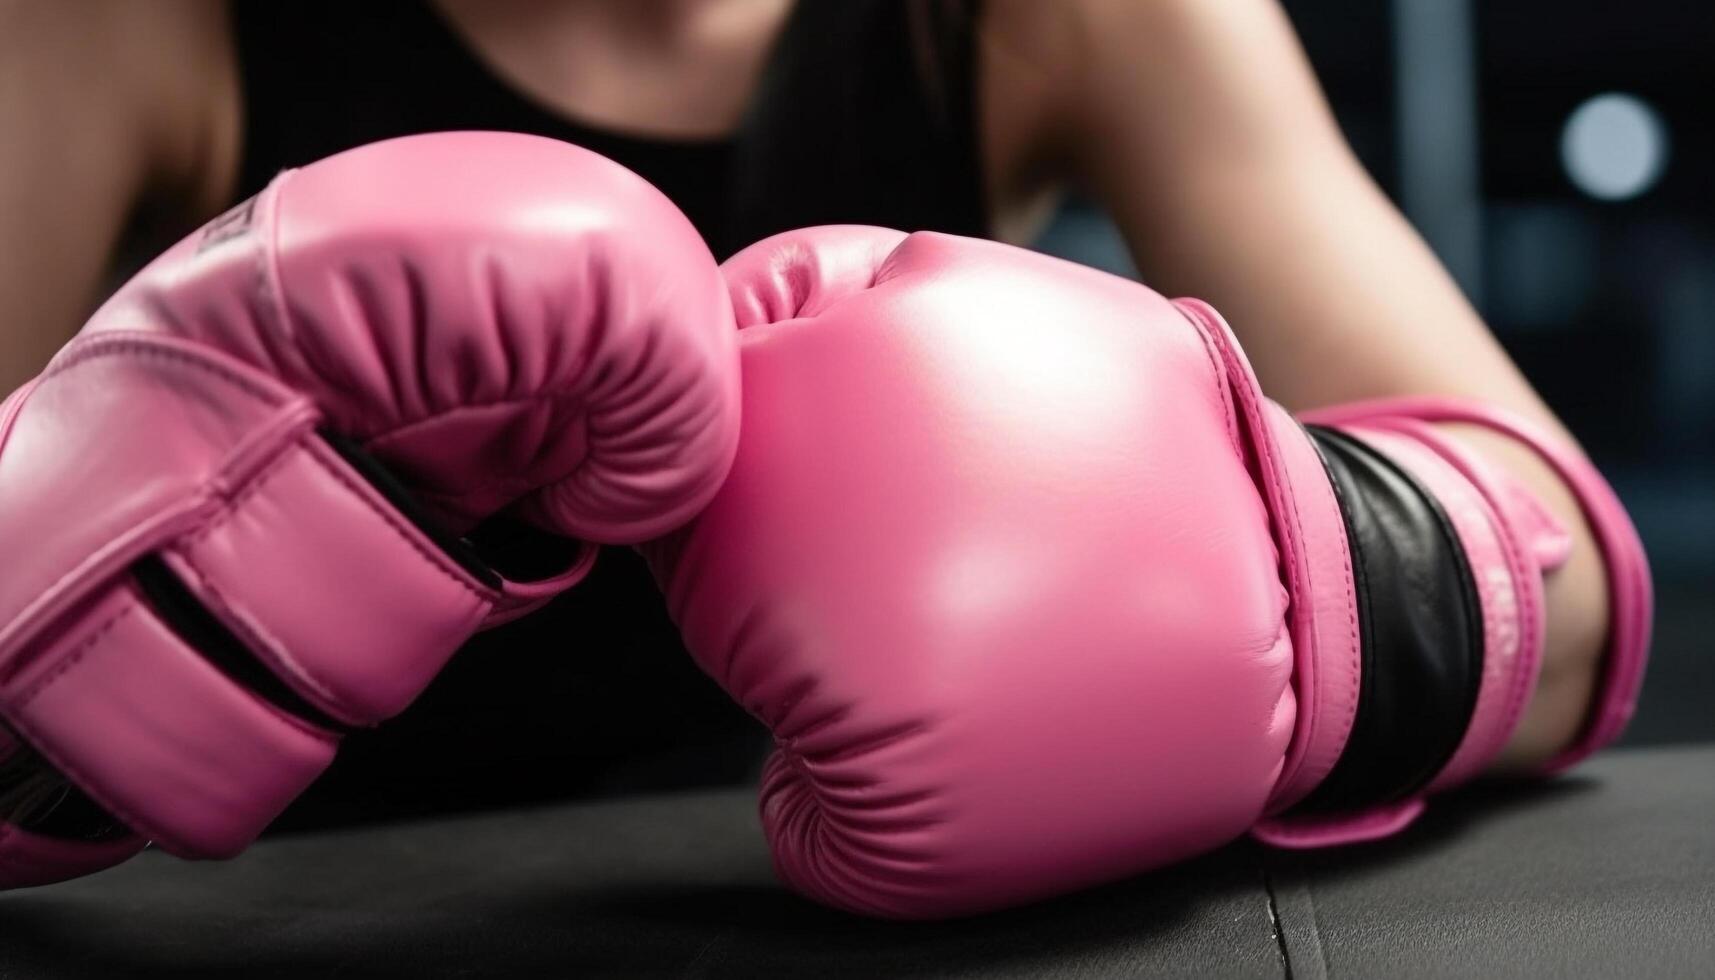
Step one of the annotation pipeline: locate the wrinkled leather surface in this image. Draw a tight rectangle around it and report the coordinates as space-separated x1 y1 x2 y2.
0 132 739 885
650 225 1650 917
648 226 1298 918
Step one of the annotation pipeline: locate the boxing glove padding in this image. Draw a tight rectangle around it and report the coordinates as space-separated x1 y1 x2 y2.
650 225 1651 918
650 227 1302 918
0 131 740 887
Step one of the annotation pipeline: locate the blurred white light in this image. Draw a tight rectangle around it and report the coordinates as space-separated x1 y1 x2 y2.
1560 93 1670 201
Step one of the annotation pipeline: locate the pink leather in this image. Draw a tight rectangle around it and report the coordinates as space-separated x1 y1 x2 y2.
1253 398 1648 847
1171 305 1365 821
1302 399 1653 777
0 132 739 887
1340 419 1555 794
1252 406 1569 847
653 225 1650 917
648 227 1297 918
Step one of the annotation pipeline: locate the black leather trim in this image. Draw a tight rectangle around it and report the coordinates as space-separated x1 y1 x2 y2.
1294 425 1485 813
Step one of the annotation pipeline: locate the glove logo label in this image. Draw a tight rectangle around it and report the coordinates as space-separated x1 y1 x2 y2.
198 195 258 253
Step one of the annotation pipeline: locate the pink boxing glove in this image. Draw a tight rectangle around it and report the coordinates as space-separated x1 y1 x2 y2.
0 132 739 889
644 226 1650 919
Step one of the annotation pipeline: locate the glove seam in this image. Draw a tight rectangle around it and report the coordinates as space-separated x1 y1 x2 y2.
1176 304 1244 461
175 437 492 724
258 168 299 389
170 541 353 727
10 579 338 748
1287 425 1362 808
1190 305 1345 760
187 431 492 604
7 586 339 859
9 596 138 720
302 436 497 600
34 334 292 407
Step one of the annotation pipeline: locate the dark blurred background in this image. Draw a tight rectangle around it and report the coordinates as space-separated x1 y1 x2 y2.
1036 0 1713 746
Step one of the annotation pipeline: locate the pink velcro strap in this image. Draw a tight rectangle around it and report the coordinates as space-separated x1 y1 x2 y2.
1 426 499 859
1248 391 1618 851
3 583 336 858
1308 397 1653 775
0 333 508 870
165 437 494 726
1252 406 1549 847
1341 421 1554 792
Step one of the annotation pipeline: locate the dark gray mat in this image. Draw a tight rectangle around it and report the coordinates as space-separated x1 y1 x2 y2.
3 745 1711 979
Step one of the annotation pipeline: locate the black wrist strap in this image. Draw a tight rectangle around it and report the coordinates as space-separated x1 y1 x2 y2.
1292 425 1486 814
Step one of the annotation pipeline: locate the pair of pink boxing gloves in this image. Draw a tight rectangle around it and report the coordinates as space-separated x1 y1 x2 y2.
0 132 1650 918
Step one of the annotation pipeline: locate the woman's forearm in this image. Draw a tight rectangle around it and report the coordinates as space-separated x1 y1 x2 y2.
1052 0 1614 770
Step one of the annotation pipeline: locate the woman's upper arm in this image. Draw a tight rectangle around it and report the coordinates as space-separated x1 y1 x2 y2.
1018 0 1556 425
0 0 234 395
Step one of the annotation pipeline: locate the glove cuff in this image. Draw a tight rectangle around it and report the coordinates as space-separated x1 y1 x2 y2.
1168 301 1367 822
1253 397 1650 848
1309 398 1653 777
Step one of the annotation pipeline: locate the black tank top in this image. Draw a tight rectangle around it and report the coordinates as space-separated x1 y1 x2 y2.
231 0 987 257
229 0 989 829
